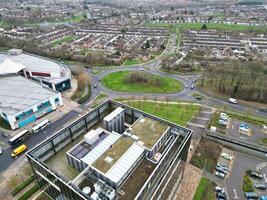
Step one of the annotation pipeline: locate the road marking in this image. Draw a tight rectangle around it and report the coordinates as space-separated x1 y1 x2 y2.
264 174 267 183
233 189 239 199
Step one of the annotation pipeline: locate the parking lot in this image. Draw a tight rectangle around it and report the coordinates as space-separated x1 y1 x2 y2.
226 152 267 200
209 111 267 145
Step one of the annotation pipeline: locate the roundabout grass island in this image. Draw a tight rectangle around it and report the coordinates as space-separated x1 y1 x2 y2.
101 71 183 93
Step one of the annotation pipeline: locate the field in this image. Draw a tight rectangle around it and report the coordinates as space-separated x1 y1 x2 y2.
146 22 267 33
125 101 200 126
193 177 216 200
101 71 183 93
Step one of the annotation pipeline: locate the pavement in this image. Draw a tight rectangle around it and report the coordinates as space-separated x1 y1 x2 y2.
227 151 267 200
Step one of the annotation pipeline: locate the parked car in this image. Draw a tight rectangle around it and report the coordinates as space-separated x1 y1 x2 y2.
220 115 229 121
254 183 266 190
259 108 267 113
214 186 223 193
216 166 227 174
191 85 195 89
220 113 228 118
192 79 196 82
216 192 227 199
244 192 259 199
260 195 267 200
217 163 228 171
94 84 97 88
0 145 2 155
1 132 9 138
228 98 238 104
185 85 188 88
215 171 225 179
240 122 249 129
221 153 233 160
250 171 263 179
219 120 228 126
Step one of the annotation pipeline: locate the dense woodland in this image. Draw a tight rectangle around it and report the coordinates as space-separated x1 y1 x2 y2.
201 61 267 103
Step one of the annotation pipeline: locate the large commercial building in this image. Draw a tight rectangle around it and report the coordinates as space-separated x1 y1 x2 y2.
0 74 63 130
26 100 192 200
0 49 71 92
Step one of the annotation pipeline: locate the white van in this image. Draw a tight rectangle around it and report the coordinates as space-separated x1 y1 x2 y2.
228 98 238 104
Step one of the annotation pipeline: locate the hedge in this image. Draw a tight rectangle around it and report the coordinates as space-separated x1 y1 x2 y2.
10 175 35 196
17 184 39 200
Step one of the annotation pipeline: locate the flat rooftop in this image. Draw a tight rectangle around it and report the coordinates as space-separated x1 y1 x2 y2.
0 75 58 116
130 117 169 149
92 136 134 173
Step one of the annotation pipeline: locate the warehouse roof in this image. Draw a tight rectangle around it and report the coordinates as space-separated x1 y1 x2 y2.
0 75 58 116
0 59 26 74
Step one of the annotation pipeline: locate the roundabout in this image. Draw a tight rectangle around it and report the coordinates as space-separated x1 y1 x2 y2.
101 70 183 94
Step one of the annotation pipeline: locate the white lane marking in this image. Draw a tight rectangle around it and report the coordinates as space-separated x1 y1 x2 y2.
264 174 267 183
233 189 239 199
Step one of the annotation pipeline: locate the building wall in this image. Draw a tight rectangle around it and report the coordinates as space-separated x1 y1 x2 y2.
2 93 63 130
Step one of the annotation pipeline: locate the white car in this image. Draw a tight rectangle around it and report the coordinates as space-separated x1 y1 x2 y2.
219 120 228 126
239 126 249 132
220 115 229 121
220 113 228 117
221 153 233 160
215 171 225 179
228 98 238 104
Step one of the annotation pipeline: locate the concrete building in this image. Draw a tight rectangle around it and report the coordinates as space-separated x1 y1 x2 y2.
0 49 72 92
0 74 63 129
26 100 192 200
103 107 125 134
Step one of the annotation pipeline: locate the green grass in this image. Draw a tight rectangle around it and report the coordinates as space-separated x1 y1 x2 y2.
226 110 267 126
95 93 108 100
259 138 267 146
242 175 254 192
17 184 39 200
192 93 204 98
102 71 183 93
10 175 35 196
0 117 11 130
145 22 267 33
123 59 141 66
125 101 199 126
50 35 75 47
193 177 216 200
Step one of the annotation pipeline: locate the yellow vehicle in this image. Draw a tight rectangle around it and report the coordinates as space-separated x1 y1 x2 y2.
11 144 27 157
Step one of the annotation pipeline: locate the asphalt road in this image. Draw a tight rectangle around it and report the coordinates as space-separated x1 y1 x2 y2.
227 152 267 200
0 110 79 173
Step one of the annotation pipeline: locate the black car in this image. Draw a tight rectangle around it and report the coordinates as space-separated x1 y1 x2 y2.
259 108 267 113
250 171 263 179
216 192 227 199
195 96 202 100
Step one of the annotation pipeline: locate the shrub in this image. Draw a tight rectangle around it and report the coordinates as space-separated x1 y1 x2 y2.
17 184 39 200
10 175 35 196
242 175 254 192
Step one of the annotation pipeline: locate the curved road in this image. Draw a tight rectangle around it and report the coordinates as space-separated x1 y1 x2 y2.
87 59 267 119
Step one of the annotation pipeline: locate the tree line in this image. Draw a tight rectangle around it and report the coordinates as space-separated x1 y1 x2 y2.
200 60 267 103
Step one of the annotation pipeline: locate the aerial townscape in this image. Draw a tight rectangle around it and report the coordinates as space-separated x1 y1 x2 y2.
0 0 267 200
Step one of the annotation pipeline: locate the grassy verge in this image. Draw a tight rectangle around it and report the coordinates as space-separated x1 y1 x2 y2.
226 111 267 126
123 59 141 66
191 138 221 173
242 175 254 192
18 184 39 200
102 71 183 93
0 117 11 130
193 177 216 200
10 176 35 196
124 101 199 126
71 73 91 104
260 138 267 146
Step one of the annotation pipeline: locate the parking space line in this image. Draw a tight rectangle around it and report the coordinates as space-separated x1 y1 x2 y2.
233 189 239 199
